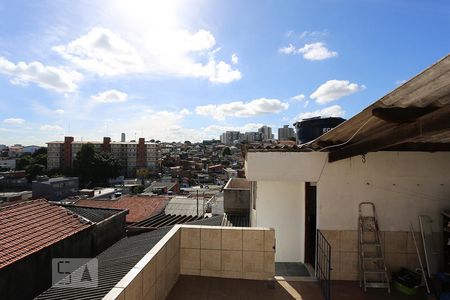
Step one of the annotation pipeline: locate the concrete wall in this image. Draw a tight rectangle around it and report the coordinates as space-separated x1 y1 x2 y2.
254 181 305 262
246 151 450 232
103 225 276 300
321 229 436 281
223 178 251 214
316 152 450 232
103 226 181 300
245 151 450 267
92 212 127 254
0 212 127 300
0 227 93 300
223 189 250 214
180 225 275 280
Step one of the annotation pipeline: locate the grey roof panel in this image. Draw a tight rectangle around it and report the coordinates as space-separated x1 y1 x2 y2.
35 227 171 300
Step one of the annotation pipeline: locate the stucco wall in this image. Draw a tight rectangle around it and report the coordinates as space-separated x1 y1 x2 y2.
254 181 305 262
317 152 450 231
246 151 450 232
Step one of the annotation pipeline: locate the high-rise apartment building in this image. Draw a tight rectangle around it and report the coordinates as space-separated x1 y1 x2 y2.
258 126 273 141
47 136 160 176
278 125 295 140
220 131 241 145
240 132 263 143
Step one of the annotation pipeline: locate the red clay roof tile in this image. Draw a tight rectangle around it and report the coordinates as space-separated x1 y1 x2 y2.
75 196 169 223
0 199 91 269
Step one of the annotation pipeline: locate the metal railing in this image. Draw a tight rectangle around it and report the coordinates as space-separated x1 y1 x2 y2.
316 229 332 300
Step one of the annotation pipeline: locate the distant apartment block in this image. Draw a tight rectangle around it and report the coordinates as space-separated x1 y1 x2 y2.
47 136 160 176
220 131 240 145
240 131 262 143
0 158 16 170
258 125 274 141
32 176 79 201
277 125 295 140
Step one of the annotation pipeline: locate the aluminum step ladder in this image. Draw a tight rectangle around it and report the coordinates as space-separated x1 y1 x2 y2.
358 202 390 293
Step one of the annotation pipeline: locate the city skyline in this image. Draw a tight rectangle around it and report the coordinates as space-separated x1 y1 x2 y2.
1 0 449 145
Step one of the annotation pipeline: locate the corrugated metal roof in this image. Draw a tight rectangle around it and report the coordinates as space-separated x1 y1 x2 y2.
130 212 207 228
0 200 92 269
310 54 450 150
225 214 250 227
35 227 171 300
63 205 126 223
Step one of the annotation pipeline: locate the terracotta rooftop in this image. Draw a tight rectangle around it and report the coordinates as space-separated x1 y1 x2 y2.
0 199 92 269
75 196 169 223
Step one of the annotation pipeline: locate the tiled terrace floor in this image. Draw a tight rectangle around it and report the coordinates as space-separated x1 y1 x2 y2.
167 276 426 300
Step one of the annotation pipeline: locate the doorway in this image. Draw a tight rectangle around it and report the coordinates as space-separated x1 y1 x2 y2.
304 182 317 267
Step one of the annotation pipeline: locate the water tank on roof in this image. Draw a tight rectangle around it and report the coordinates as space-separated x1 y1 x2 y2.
293 117 345 144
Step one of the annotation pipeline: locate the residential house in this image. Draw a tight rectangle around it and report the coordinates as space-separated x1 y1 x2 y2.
244 54 450 281
32 176 79 201
0 200 127 300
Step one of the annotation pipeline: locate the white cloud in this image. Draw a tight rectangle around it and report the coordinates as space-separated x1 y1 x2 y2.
208 61 242 83
203 123 265 134
0 57 82 93
299 30 329 39
54 27 241 84
295 105 345 120
278 42 337 61
396 79 407 85
55 109 65 114
3 118 25 125
278 44 296 54
179 108 192 116
39 124 64 131
196 98 289 120
91 89 128 103
53 27 144 77
104 108 204 142
297 42 337 61
291 94 305 102
231 53 238 65
310 80 366 104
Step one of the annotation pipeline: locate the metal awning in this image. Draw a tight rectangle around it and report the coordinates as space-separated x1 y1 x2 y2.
309 53 450 162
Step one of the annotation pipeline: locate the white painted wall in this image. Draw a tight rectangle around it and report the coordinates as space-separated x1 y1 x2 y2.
246 151 450 261
316 152 450 232
255 181 305 262
246 152 327 182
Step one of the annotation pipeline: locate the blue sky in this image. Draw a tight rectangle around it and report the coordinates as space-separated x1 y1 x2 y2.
0 0 449 145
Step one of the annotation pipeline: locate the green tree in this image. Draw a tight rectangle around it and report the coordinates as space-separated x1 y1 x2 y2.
16 149 48 182
73 143 121 185
25 164 45 181
16 154 33 170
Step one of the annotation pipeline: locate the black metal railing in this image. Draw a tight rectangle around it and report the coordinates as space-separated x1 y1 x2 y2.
316 229 332 300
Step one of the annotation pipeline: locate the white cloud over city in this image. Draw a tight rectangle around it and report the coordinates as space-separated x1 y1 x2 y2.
0 57 82 93
310 80 366 104
3 118 25 125
295 105 345 120
91 89 128 103
39 124 64 131
196 98 289 120
54 26 241 84
279 42 337 61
